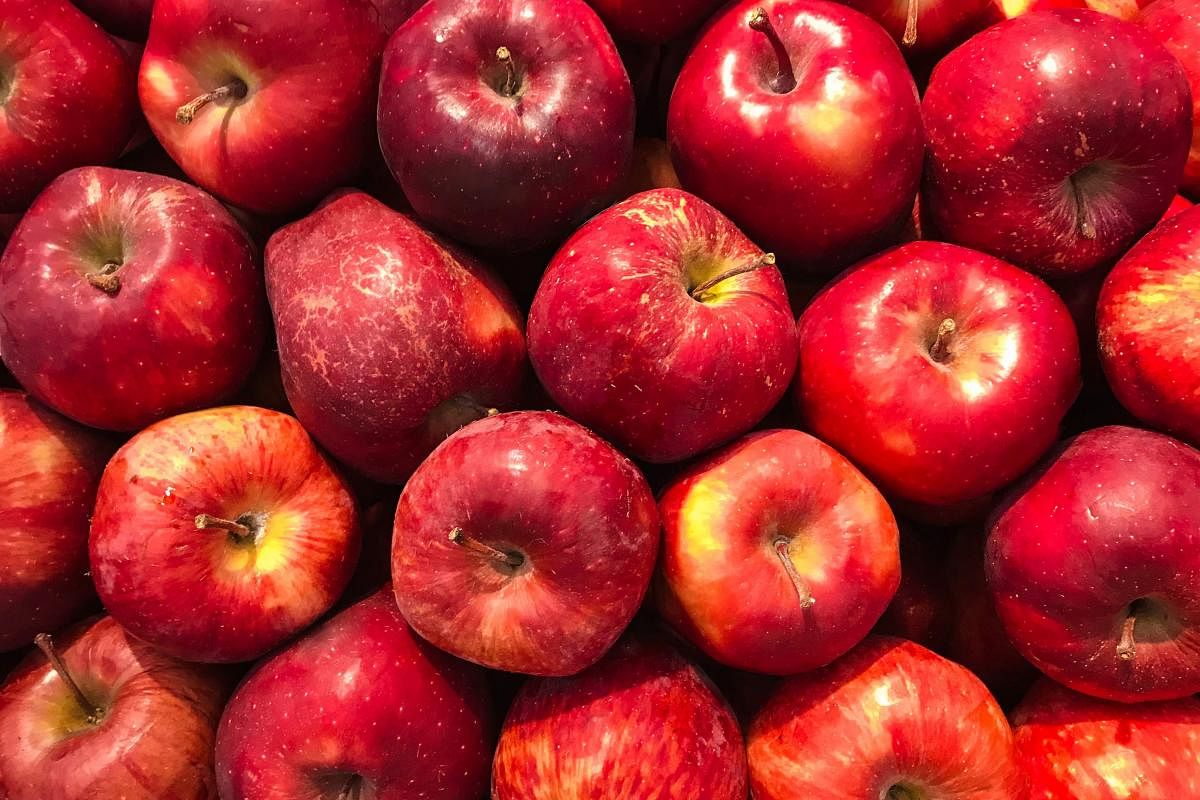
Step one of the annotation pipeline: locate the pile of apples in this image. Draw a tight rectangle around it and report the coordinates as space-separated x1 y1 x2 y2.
3 0 1200 796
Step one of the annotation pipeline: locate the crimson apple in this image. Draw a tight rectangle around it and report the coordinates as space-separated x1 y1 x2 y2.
1140 0 1200 196
71 0 154 38
265 190 526 483
369 0 425 34
528 188 796 463
669 0 924 272
618 137 682 199
392 411 658 676
493 634 747 799
90 405 360 663
923 9 1191 276
837 0 993 56
586 0 725 42
873 527 950 650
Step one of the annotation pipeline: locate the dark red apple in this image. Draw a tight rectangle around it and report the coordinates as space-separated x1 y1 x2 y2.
216 589 493 800
923 9 1192 276
0 167 266 432
528 188 796 463
669 0 924 272
748 637 1023 799
71 0 155 38
392 411 658 676
90 405 360 663
265 190 526 483
657 428 900 675
1140 0 1200 196
0 616 230 799
838 0 993 56
369 0 425 34
586 0 725 42
492 634 747 799
987 425 1200 702
873 527 951 650
618 137 682 199
795 240 1081 508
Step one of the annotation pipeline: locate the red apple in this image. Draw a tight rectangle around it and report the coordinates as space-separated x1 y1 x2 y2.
668 0 924 272
987 425 1200 702
1165 192 1195 218
586 0 725 42
392 411 658 676
528 188 796 463
265 190 526 483
997 0 1148 19
0 167 265 432
90 405 360 663
748 637 1023 799
0 391 112 652
493 634 747 799
139 0 385 214
1098 193 1200 446
0 0 138 213
216 589 494 800
657 428 900 675
1140 0 1200 197
369 0 425 34
923 9 1191 276
873 527 951 650
794 240 1081 507
837 0 993 56
618 137 682 199
71 0 155 38
0 616 230 799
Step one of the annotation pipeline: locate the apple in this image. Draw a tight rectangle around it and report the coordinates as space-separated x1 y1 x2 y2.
987 425 1200 702
618 137 682 199
528 188 796 463
923 9 1191 276
747 636 1023 799
657 428 900 675
216 588 494 800
1166 192 1195 218
794 240 1081 508
377 0 634 252
265 190 526 483
71 0 155 39
586 0 726 42
492 634 747 799
369 0 425 34
873 527 950 650
0 616 230 800
837 0 993 56
0 0 138 214
0 391 112 652
0 167 266 432
997 0 1149 20
392 410 658 676
1140 0 1200 197
668 0 924 272
138 0 386 214
89 405 360 663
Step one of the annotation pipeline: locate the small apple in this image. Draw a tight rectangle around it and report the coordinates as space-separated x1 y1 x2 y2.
618 137 682 199
586 0 726 42
873 527 951 650
837 0 993 56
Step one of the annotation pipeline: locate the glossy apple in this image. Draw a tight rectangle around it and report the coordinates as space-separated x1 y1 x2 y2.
139 0 385 214
90 405 360 663
0 392 111 652
586 0 725 42
1140 0 1200 196
0 0 138 213
0 616 230 800
493 634 747 799
748 637 1023 799
794 240 1081 507
987 425 1200 702
216 589 493 800
265 190 525 483
71 0 155 38
529 188 796 463
669 0 924 272
838 0 993 56
392 411 658 675
657 428 900 675
923 9 1191 276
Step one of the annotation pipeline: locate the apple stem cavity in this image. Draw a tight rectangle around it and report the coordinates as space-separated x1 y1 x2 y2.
928 318 957 363
494 47 520 97
690 252 776 300
773 536 816 610
1117 610 1138 662
175 78 248 125
903 0 919 46
195 513 253 540
86 259 122 296
33 633 103 725
748 9 797 94
448 527 525 570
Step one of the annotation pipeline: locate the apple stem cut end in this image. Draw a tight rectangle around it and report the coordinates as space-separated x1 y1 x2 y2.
690 253 776 300
195 513 253 540
748 9 797 94
448 527 525 570
175 78 248 125
928 318 957 363
902 0 919 46
494 46 520 97
86 260 122 296
33 633 104 725
1117 612 1137 662
773 536 816 610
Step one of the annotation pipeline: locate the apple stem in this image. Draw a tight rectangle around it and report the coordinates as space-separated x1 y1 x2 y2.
337 776 363 800
175 78 248 125
1117 612 1137 662
903 0 919 46
86 260 122 296
34 633 103 724
928 318 957 363
1071 177 1098 241
690 253 777 300
748 9 797 93
448 527 524 569
195 513 252 540
774 537 816 610
495 46 519 96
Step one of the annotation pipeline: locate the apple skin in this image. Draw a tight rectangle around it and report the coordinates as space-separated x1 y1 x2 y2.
1140 0 1200 196
1013 679 1200 798
873 528 951 650
492 634 747 800
0 391 112 652
392 411 659 676
794 240 1081 508
837 0 993 57
528 188 796 463
0 0 138 213
265 190 526 484
216 589 494 800
668 0 924 273
70 0 155 38
923 9 1192 277
89 405 360 663
0 167 266 432
987 425 1200 702
369 0 425 34
377 0 634 252
748 636 1023 799
586 0 725 42
139 0 385 214
0 616 231 800
657 428 900 675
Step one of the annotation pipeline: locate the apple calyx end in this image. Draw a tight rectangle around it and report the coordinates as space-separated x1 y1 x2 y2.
175 78 248 126
773 536 816 610
690 252 776 301
448 527 525 571
33 633 105 726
